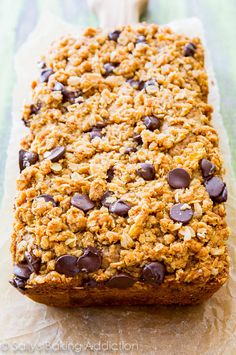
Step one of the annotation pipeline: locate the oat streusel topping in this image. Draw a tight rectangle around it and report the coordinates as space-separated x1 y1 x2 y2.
11 24 229 289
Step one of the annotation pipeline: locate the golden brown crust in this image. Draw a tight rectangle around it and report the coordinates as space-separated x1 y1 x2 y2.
24 271 227 307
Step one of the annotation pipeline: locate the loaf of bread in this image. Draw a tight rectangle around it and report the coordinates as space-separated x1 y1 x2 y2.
10 24 229 306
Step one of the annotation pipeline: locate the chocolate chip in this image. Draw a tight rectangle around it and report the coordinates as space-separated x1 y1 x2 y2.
71 193 95 212
19 149 39 172
133 134 143 145
54 84 82 103
53 81 65 91
47 146 66 162
25 252 41 274
62 89 82 103
137 163 155 181
144 116 161 131
124 147 137 154
138 80 145 90
55 255 79 277
204 177 225 199
37 60 46 69
184 42 196 57
30 103 41 115
108 30 121 42
168 168 191 189
101 191 114 208
127 79 143 90
200 159 216 178
103 63 116 76
127 79 139 89
109 199 131 217
35 194 57 207
144 78 157 90
136 35 146 44
9 277 26 290
40 68 53 83
107 167 114 182
214 184 228 203
22 118 30 127
11 261 33 290
106 274 136 289
13 263 32 279
83 279 99 288
169 203 193 224
77 246 102 273
142 262 165 285
90 127 102 140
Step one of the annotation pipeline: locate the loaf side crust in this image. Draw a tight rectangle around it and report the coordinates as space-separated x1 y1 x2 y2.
24 271 227 307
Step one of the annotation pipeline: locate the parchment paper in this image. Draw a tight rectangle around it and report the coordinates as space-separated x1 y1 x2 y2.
0 14 236 355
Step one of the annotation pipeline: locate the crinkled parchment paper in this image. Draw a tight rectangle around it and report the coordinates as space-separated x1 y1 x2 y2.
0 14 236 355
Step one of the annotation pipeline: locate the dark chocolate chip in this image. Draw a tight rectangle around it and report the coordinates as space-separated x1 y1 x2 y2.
83 279 99 288
200 159 216 178
142 262 165 285
101 191 114 208
25 252 41 274
9 276 26 290
144 78 157 90
13 263 32 279
47 146 66 162
103 63 116 76
55 255 79 277
138 80 145 90
71 193 95 212
37 60 46 69
53 83 82 103
30 103 41 115
169 203 193 224
22 118 30 127
36 194 57 207
109 199 131 217
108 30 121 42
204 176 225 198
133 134 143 145
77 246 102 273
62 89 82 103
136 35 146 44
168 168 191 189
40 68 53 83
127 79 143 90
19 149 39 172
106 274 136 289
144 116 161 131
53 81 65 91
107 167 115 182
137 163 155 181
90 127 102 140
184 42 196 57
213 184 228 203
124 147 137 154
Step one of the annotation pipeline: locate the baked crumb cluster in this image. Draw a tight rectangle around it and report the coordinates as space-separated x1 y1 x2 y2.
10 24 229 291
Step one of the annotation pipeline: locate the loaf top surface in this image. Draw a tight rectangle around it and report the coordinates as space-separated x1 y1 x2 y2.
11 23 229 290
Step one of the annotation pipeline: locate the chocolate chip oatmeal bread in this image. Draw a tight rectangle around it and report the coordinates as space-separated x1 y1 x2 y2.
10 24 229 306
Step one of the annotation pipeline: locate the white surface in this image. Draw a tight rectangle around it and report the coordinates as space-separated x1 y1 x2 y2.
0 14 236 355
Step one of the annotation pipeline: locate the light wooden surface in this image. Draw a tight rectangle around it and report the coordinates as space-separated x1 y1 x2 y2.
0 0 235 206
